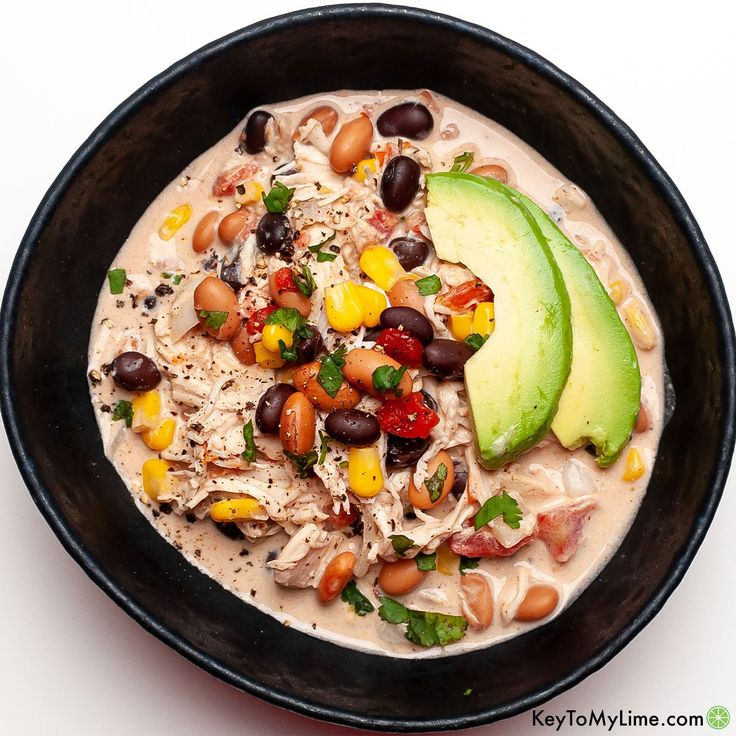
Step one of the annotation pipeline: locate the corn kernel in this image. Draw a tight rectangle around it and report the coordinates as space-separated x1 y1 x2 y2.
449 312 474 342
348 447 384 497
359 245 407 291
623 447 645 482
254 341 285 368
142 418 176 452
625 300 657 351
325 281 365 333
355 285 388 328
472 302 495 336
261 323 293 353
234 181 264 206
436 543 458 575
158 203 192 241
142 458 170 501
607 279 629 306
353 158 379 183
131 391 161 433
210 498 262 522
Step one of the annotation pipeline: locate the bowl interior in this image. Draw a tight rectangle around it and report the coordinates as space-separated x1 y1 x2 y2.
2 6 733 731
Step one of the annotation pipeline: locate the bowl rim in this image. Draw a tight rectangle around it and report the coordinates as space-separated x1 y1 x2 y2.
2 3 735 732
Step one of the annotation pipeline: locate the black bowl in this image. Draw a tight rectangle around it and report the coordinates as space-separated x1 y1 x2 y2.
1 4 734 732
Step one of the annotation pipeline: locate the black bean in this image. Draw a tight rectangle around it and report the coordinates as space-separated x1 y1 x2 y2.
386 435 430 469
220 258 243 292
242 110 272 154
451 460 468 498
363 326 383 343
295 328 324 364
325 409 381 447
255 383 296 434
380 156 421 213
389 237 429 270
256 213 293 255
380 306 433 345
377 102 434 140
422 339 475 379
110 351 161 391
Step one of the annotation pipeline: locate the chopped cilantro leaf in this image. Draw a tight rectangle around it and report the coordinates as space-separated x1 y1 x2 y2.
415 275 441 296
308 232 337 262
459 556 480 574
161 272 172 279
111 399 133 428
242 420 256 463
107 268 126 295
389 534 415 557
198 309 229 330
372 365 407 394
338 460 349 469
318 430 329 464
317 251 338 263
450 152 474 173
465 333 490 351
474 490 523 530
379 597 468 647
284 450 318 479
293 265 317 297
415 552 437 572
262 181 295 214
425 463 448 503
341 580 375 616
278 339 299 363
317 346 347 398
265 307 306 334
172 274 183 285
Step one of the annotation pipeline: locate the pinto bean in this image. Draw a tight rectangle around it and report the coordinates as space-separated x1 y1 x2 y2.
388 278 425 313
460 574 493 631
470 163 509 184
268 271 311 317
342 348 413 399
218 210 250 246
256 383 296 434
329 115 374 173
293 361 362 412
192 211 218 252
294 105 338 138
378 558 427 595
515 584 560 622
408 450 455 510
279 392 316 455
318 551 356 603
230 323 256 364
193 277 241 340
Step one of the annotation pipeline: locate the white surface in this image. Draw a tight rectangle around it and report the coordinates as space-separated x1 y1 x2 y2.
1 2 734 734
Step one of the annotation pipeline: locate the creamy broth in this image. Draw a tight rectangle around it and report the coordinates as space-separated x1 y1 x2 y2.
88 90 663 657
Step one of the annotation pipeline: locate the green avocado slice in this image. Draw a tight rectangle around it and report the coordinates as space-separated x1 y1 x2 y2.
517 196 641 466
425 173 572 469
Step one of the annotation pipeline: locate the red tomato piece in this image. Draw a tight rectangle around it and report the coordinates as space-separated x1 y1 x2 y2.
376 392 439 439
437 279 494 312
212 163 259 197
245 305 277 335
274 267 299 293
367 208 398 240
449 526 535 558
537 498 598 563
376 328 423 367
324 503 359 531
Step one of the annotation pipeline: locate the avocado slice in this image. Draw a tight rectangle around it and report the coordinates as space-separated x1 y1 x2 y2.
516 196 641 466
425 173 572 469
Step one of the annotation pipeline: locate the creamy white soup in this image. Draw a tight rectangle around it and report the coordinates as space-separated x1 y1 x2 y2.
88 90 663 657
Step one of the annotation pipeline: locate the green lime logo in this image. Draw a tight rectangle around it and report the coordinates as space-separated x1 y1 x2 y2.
707 706 730 730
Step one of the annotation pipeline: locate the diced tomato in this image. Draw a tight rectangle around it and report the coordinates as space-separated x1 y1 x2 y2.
368 208 398 240
274 267 299 293
537 498 598 563
449 526 535 558
376 328 423 367
245 305 277 335
437 279 494 312
376 391 439 439
324 503 359 531
212 163 258 197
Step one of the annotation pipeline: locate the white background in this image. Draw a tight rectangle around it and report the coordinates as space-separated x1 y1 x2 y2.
1 2 734 734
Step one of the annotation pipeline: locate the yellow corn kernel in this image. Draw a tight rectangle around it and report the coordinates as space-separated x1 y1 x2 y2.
261 323 293 353
325 281 365 333
142 458 170 501
210 498 262 522
131 390 161 433
472 301 495 336
353 158 379 183
359 245 407 291
348 447 384 497
625 300 657 351
607 279 629 306
436 543 458 576
158 203 192 241
622 447 645 482
234 181 265 206
449 312 474 342
355 285 388 328
142 418 176 452
254 341 285 368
